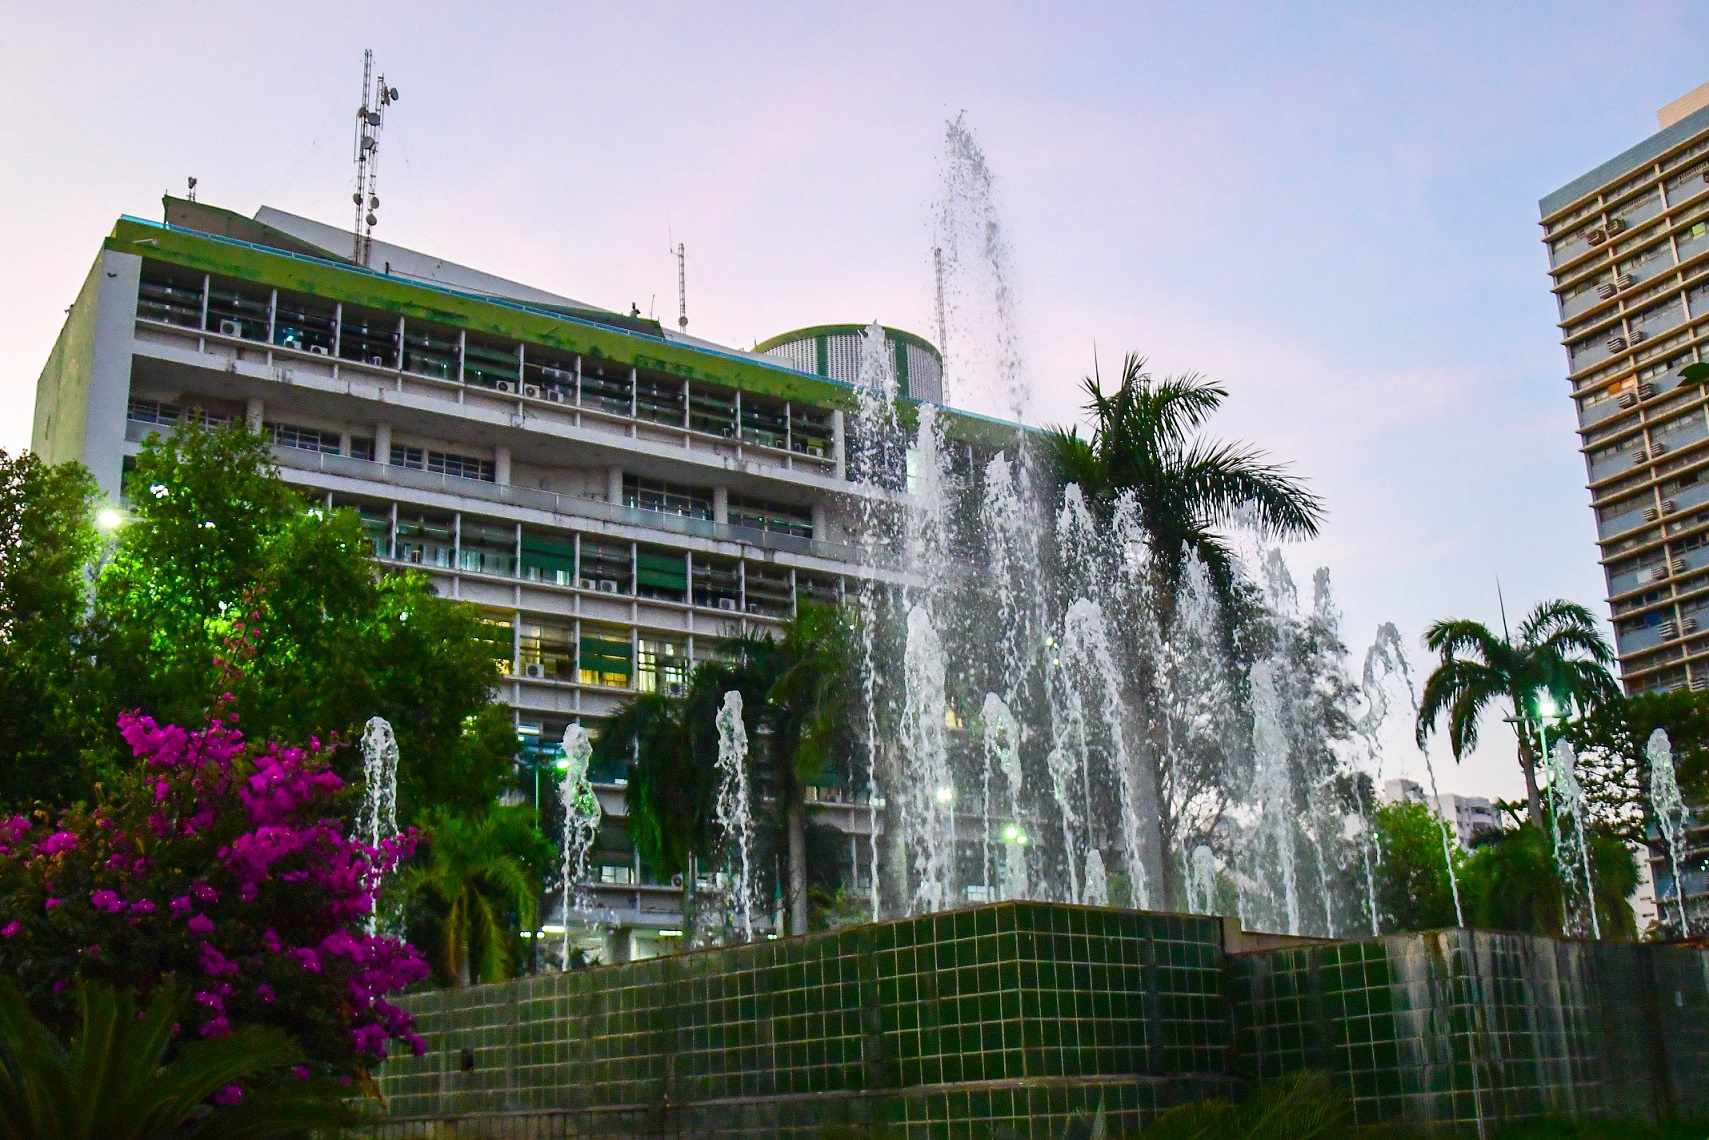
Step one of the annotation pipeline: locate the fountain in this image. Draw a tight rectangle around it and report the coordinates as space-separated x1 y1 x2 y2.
355 716 399 935
558 723 600 971
1548 739 1600 940
1647 728 1693 936
714 691 755 942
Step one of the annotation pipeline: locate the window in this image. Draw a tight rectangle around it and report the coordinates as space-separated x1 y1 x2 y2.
579 626 632 687
476 614 514 676
428 451 494 482
578 537 631 594
458 518 515 577
267 422 340 454
728 495 813 540
401 319 458 380
521 529 576 586
623 476 712 520
272 292 336 355
394 511 453 568
636 637 687 695
636 545 687 602
519 622 573 680
338 307 398 369
137 262 203 328
349 436 375 462
390 445 424 470
204 277 269 341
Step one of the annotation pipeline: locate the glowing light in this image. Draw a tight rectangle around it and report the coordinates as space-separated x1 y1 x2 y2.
1537 691 1559 720
96 509 123 529
934 786 955 804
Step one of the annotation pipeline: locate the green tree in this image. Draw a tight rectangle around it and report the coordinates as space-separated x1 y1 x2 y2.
1416 600 1618 827
1045 353 1324 609
0 979 349 1139
1371 800 1463 932
1562 688 1709 828
86 420 512 818
1460 825 1638 939
397 806 551 987
0 451 101 805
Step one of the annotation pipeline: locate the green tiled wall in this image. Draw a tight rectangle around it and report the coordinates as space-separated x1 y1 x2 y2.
374 902 1233 1138
1229 930 1709 1136
372 908 1709 1139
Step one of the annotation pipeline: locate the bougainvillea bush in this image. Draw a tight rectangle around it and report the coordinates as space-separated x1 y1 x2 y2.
0 709 429 1079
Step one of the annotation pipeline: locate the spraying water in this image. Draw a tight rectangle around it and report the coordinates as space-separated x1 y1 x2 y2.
900 605 955 913
1548 739 1600 940
1249 660 1302 935
558 724 600 971
982 692 1025 899
1646 729 1693 936
355 716 399 935
714 691 755 942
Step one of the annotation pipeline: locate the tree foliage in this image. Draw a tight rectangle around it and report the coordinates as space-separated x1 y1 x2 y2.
1416 600 1618 827
1371 801 1462 932
1458 825 1637 940
0 427 513 821
1044 353 1324 606
0 978 351 1140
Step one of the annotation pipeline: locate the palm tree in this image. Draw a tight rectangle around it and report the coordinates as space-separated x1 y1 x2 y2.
0 979 347 1139
1415 599 1618 827
396 806 545 986
1046 353 1325 610
606 602 857 937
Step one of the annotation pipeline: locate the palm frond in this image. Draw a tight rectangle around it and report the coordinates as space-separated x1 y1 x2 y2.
1169 440 1324 539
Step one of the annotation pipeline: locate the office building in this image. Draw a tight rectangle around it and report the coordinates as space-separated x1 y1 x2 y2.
31 198 1002 960
1381 778 1498 848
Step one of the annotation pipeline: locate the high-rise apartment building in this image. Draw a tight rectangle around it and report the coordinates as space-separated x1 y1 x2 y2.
1542 83 1709 935
1541 81 1709 694
32 198 1001 960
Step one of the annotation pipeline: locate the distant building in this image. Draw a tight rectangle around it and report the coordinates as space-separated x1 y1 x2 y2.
1380 778 1499 848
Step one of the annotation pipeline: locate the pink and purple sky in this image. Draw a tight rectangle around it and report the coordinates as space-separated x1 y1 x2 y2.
3 2 1704 801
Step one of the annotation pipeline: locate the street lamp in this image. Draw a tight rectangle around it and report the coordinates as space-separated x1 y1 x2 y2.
96 508 124 530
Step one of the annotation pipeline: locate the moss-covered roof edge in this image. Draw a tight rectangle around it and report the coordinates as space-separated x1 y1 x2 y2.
753 324 943 363
105 215 1025 447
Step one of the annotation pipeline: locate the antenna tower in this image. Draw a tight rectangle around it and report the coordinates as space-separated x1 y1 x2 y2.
672 242 688 331
351 49 400 267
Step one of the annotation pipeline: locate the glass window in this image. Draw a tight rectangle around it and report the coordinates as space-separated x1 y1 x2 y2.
521 529 576 586
692 555 740 611
137 261 203 328
402 319 459 380
635 372 684 425
266 422 340 454
459 517 515 577
476 613 514 676
637 636 688 696
338 306 398 369
578 537 631 594
579 625 632 687
204 276 270 341
728 495 813 539
395 510 453 568
688 383 736 437
464 334 519 391
272 291 336 355
636 545 687 602
520 621 574 681
623 475 712 520
741 393 788 449
581 361 631 416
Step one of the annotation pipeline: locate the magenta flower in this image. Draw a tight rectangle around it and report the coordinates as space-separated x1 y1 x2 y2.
211 1084 244 1106
0 922 21 938
199 1016 231 1038
255 983 275 1003
34 832 78 857
190 881 219 904
44 897 61 911
187 914 215 935
170 895 193 918
91 889 125 914
292 1065 311 1080
130 899 157 915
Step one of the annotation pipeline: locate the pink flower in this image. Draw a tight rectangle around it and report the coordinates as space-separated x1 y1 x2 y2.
170 896 193 918
255 983 275 1003
199 941 239 977
44 897 61 911
199 1016 231 1038
193 990 224 1012
292 1065 311 1080
190 881 219 904
262 928 282 953
290 947 321 973
34 832 77 857
91 889 125 914
212 1084 243 1106
0 922 20 938
130 899 157 915
187 914 215 935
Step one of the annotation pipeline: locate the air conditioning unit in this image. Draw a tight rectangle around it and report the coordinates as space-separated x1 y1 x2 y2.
1649 566 1672 582
1645 506 1662 522
547 389 566 403
716 597 738 612
308 344 329 356
579 578 597 591
496 380 515 394
1631 330 1650 344
1692 674 1709 691
1674 558 1690 573
1660 620 1680 639
218 319 241 336
1651 442 1669 457
597 579 619 593
1638 382 1657 399
1616 273 1635 290
368 355 386 367
523 662 545 679
1607 335 1629 353
1685 617 1701 635
1606 217 1627 234
1619 391 1640 408
1633 450 1652 467
1662 499 1678 514
1597 282 1619 300
1587 228 1609 245
746 603 761 614
523 385 542 400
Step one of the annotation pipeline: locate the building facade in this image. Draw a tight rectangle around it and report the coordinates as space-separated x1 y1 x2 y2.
1541 82 1709 694
1380 778 1498 849
1540 81 1709 936
31 199 1000 962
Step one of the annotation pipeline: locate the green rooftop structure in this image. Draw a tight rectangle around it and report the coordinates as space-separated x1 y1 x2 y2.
30 197 1017 963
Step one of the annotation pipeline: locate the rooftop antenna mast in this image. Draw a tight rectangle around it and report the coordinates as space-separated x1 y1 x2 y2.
352 49 399 267
670 239 688 331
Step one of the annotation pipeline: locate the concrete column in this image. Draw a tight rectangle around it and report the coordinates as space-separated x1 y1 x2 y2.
245 398 264 434
811 501 827 541
832 410 846 480
338 430 353 458
712 486 729 526
494 445 511 486
375 422 393 466
606 465 624 505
